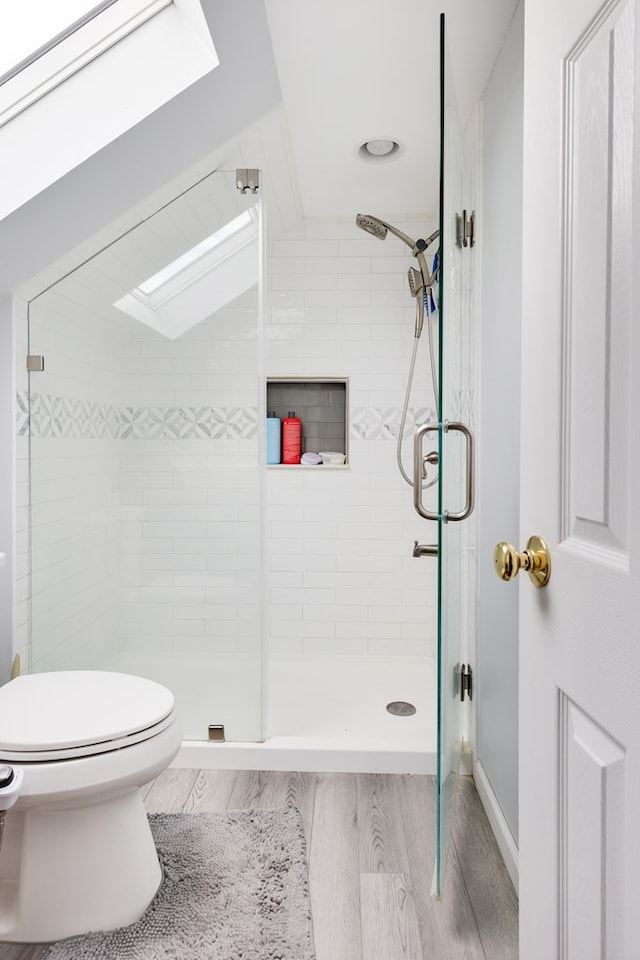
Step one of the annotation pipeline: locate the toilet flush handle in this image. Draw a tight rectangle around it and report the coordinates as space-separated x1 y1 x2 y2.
0 765 23 858
0 766 14 788
0 765 23 810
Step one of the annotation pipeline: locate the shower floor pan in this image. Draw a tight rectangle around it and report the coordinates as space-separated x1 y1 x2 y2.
109 653 436 775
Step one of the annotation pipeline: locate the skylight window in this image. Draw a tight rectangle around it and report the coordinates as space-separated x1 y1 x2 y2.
138 210 253 296
0 0 219 219
113 206 259 339
0 0 172 126
2 1 114 78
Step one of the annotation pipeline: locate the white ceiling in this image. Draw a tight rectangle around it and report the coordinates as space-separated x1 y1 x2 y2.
10 0 521 302
264 0 519 221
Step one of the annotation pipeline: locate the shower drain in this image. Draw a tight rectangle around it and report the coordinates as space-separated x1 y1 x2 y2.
386 701 416 717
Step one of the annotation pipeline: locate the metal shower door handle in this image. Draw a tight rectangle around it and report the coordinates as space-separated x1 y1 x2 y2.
444 421 475 521
413 421 475 522
413 423 439 521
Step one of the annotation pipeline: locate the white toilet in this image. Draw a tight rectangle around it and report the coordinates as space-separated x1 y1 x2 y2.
0 670 182 943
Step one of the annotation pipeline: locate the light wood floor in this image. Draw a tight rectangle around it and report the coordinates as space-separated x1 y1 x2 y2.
0 770 518 960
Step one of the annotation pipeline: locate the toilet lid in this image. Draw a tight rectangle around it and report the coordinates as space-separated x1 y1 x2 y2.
0 671 175 753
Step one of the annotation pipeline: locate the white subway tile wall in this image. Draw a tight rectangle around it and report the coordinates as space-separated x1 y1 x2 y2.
266 220 441 658
117 295 262 665
17 298 124 671
15 215 465 683
15 298 31 671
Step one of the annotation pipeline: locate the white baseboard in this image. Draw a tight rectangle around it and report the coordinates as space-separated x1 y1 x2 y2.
473 759 519 894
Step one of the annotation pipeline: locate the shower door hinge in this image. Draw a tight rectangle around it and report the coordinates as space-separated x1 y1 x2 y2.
455 209 475 248
26 355 44 372
236 168 260 194
458 663 473 702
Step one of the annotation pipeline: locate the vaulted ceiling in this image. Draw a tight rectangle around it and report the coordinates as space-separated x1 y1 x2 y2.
3 0 520 300
264 0 520 220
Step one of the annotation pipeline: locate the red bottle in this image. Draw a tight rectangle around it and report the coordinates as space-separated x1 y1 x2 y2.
282 411 301 464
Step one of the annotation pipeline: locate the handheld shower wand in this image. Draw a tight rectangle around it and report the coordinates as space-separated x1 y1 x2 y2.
355 212 441 489
407 267 426 337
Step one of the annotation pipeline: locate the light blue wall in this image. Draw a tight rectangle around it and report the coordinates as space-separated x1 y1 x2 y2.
476 0 523 843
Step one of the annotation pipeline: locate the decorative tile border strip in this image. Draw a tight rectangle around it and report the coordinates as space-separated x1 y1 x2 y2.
16 391 29 438
452 389 476 428
119 405 258 440
350 406 437 440
17 392 258 441
30 392 121 439
18 392 474 442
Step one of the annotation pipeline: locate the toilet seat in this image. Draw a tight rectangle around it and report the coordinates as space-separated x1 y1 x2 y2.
0 671 176 763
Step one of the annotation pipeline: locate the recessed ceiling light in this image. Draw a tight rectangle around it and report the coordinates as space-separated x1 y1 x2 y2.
357 137 403 163
364 139 395 156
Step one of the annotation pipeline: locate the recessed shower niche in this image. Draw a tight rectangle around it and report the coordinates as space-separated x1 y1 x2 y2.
266 378 349 466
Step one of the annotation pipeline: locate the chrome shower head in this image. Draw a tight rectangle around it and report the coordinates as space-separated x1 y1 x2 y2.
356 213 420 254
355 213 387 241
356 213 439 269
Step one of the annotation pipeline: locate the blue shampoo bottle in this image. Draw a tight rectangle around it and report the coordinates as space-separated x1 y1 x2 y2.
266 412 281 464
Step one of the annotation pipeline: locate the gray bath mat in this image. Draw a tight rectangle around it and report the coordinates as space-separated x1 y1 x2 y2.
44 808 316 960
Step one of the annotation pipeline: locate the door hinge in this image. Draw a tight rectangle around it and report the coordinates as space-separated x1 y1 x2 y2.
458 663 473 702
455 209 475 248
26 355 44 372
236 168 259 194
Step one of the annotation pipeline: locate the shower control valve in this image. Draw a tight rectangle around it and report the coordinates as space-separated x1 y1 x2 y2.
421 450 439 476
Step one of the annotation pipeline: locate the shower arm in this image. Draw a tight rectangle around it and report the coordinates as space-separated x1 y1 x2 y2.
414 229 439 288
381 221 439 288
355 214 439 288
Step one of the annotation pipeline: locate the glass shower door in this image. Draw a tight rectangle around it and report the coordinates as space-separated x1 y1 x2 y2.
435 13 473 897
27 168 265 742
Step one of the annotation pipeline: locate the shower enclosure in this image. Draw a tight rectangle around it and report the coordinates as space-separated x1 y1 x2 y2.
25 169 265 742
21 12 474 902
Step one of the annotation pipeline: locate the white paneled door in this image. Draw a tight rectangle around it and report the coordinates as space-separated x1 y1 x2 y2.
519 0 640 957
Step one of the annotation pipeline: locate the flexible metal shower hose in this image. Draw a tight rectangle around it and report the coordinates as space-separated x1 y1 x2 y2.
396 288 439 488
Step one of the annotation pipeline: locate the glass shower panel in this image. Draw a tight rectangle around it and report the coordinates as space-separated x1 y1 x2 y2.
28 169 264 742
436 14 469 897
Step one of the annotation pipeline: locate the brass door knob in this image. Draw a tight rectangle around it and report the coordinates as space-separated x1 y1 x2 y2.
493 535 551 588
